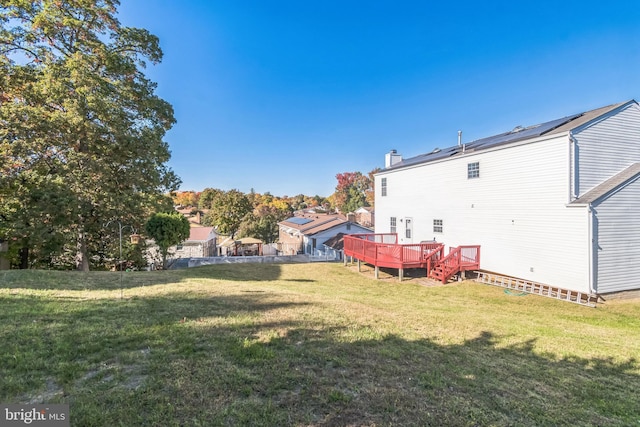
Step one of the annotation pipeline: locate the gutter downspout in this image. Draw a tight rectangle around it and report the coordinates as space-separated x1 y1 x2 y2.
587 204 595 295
569 133 578 201
571 132 595 295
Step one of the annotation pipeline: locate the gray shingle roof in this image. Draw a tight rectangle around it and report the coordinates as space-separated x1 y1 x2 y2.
571 163 640 204
384 100 634 171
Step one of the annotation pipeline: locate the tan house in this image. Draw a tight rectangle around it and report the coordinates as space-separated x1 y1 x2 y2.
354 206 374 228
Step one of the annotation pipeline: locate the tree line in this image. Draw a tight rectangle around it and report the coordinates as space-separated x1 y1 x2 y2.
0 1 380 271
171 170 379 246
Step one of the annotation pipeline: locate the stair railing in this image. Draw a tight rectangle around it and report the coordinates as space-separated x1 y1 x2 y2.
423 244 445 276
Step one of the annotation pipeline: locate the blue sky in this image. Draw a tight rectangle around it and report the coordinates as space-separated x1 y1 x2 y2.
117 1 640 197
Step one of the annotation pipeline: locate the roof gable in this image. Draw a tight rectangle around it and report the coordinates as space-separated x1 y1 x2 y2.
546 101 632 135
187 227 216 242
355 206 374 213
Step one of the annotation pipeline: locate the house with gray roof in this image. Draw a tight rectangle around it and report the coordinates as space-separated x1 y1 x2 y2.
374 100 640 297
278 213 372 255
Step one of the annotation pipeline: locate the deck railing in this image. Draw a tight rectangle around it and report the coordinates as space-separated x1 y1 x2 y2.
344 234 480 283
344 234 443 269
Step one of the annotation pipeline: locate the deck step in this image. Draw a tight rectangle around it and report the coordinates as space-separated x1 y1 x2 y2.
428 266 454 283
475 271 598 307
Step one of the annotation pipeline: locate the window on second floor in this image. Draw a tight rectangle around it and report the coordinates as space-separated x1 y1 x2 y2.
381 177 387 196
433 219 443 233
467 162 480 179
390 217 396 234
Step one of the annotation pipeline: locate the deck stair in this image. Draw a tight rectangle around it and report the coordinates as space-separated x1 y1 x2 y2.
428 245 481 283
476 271 598 307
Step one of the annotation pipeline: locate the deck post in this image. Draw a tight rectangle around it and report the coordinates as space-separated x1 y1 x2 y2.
374 265 379 279
343 255 347 266
399 268 404 282
357 259 361 272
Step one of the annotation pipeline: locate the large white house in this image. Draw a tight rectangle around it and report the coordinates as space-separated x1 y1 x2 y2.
374 100 640 296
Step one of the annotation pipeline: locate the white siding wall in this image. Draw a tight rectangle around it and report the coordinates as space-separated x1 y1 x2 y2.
574 103 640 195
376 134 591 292
592 176 640 293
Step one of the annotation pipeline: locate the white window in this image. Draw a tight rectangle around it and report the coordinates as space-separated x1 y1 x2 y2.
390 217 396 233
381 178 387 196
433 219 443 233
467 162 480 179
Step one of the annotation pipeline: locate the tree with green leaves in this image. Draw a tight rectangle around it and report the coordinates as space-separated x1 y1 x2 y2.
144 212 189 269
239 199 292 243
202 189 252 238
198 188 223 210
0 0 179 270
333 171 373 214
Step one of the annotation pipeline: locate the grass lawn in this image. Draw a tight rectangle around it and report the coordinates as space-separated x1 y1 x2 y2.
1 263 639 426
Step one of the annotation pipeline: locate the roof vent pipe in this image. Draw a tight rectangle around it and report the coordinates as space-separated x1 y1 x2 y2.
458 130 462 147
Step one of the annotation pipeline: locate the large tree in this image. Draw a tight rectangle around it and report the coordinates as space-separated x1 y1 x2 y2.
0 0 179 270
202 189 252 238
238 195 292 243
333 171 373 214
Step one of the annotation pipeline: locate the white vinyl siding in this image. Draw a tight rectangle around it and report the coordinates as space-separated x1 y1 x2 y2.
592 175 640 293
376 134 591 292
573 103 640 196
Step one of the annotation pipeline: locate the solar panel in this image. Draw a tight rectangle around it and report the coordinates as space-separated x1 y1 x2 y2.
387 113 583 171
466 114 582 150
286 217 313 225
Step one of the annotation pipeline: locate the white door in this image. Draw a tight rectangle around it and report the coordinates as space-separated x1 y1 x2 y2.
404 217 413 243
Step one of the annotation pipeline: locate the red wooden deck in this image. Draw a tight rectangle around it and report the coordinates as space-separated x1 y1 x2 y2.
343 233 480 283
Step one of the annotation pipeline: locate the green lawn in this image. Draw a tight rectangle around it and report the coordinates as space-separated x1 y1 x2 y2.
1 263 639 426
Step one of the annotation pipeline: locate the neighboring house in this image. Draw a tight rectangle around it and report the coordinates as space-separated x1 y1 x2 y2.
375 100 640 296
354 206 375 228
278 213 372 255
172 226 218 258
176 206 205 225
